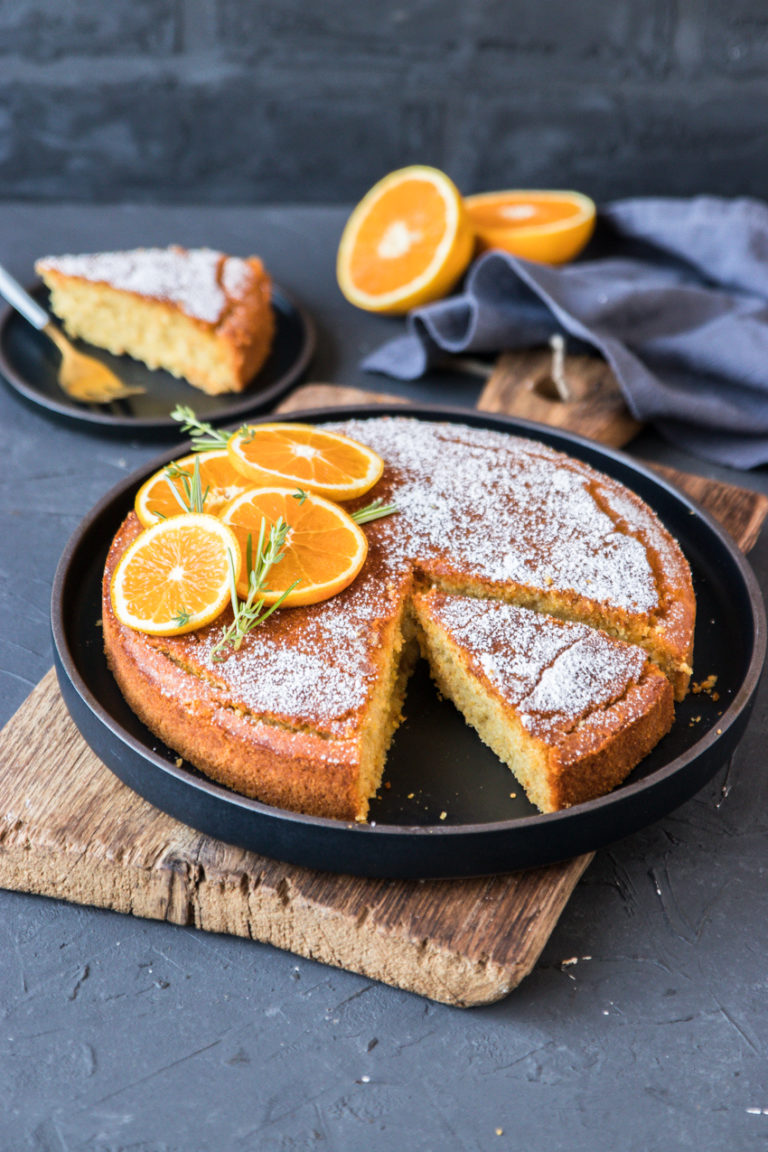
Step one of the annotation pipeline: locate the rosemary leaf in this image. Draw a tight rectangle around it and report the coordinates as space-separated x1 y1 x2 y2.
210 519 300 661
170 404 257 453
163 455 210 514
350 498 398 526
163 471 193 514
170 405 230 451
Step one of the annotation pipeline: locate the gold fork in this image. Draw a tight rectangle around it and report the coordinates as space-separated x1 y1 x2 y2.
0 262 145 404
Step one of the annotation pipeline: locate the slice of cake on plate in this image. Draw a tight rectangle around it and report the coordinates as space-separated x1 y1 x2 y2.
413 587 674 812
35 245 274 395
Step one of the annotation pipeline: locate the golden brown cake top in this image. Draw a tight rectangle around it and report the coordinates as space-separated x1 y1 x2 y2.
330 417 690 622
36 246 261 325
416 588 651 741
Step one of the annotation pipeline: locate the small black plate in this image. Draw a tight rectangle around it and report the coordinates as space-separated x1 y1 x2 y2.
51 405 766 878
0 283 314 431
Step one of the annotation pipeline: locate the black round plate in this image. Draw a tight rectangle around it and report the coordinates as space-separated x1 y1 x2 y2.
51 405 766 878
0 283 314 431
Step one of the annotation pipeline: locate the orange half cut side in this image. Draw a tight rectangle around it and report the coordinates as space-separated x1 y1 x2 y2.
464 190 596 264
336 165 475 314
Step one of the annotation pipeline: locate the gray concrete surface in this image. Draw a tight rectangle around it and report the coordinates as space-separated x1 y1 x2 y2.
0 203 767 1151
1 3 768 204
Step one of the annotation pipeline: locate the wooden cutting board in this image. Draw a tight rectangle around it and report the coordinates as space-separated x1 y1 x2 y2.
0 366 765 1008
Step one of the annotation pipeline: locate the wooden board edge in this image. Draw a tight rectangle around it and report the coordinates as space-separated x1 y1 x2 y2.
0 840 591 1007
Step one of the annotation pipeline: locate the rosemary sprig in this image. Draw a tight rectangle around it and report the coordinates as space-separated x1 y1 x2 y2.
170 404 254 453
170 404 229 450
171 607 193 629
163 455 210 514
350 498 399 525
210 517 300 661
291 489 397 525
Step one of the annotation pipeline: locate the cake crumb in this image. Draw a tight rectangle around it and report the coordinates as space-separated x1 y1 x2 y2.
692 673 718 696
175 757 183 768
439 811 447 820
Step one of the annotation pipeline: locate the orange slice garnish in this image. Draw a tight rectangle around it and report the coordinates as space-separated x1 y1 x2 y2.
336 165 475 314
111 513 240 636
227 423 384 501
134 449 255 527
220 486 368 606
464 190 596 264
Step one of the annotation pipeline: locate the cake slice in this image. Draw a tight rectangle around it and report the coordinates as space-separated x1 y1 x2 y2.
35 245 274 395
413 588 674 812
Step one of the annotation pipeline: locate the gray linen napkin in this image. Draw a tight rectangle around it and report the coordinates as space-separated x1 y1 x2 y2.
362 196 768 468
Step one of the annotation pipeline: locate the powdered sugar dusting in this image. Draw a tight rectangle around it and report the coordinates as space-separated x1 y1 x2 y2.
192 554 408 735
425 592 648 738
39 247 238 323
221 256 253 299
334 417 660 614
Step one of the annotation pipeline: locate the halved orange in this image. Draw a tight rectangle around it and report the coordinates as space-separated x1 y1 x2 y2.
336 165 475 314
227 423 384 501
134 450 255 527
464 190 596 264
111 513 240 636
220 487 368 606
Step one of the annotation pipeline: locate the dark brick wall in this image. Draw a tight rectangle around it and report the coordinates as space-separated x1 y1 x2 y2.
1 0 767 204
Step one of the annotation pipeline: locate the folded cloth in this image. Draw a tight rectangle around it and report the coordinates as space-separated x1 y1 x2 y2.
362 196 768 468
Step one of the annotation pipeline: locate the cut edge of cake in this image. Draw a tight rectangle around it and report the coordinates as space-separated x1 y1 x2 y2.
412 587 675 813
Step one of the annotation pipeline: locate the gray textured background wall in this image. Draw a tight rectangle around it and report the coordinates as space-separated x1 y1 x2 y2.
0 0 767 205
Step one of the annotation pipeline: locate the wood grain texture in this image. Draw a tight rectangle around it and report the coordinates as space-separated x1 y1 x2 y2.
0 669 591 1007
0 380 764 1007
477 348 643 447
277 383 408 412
652 463 768 555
